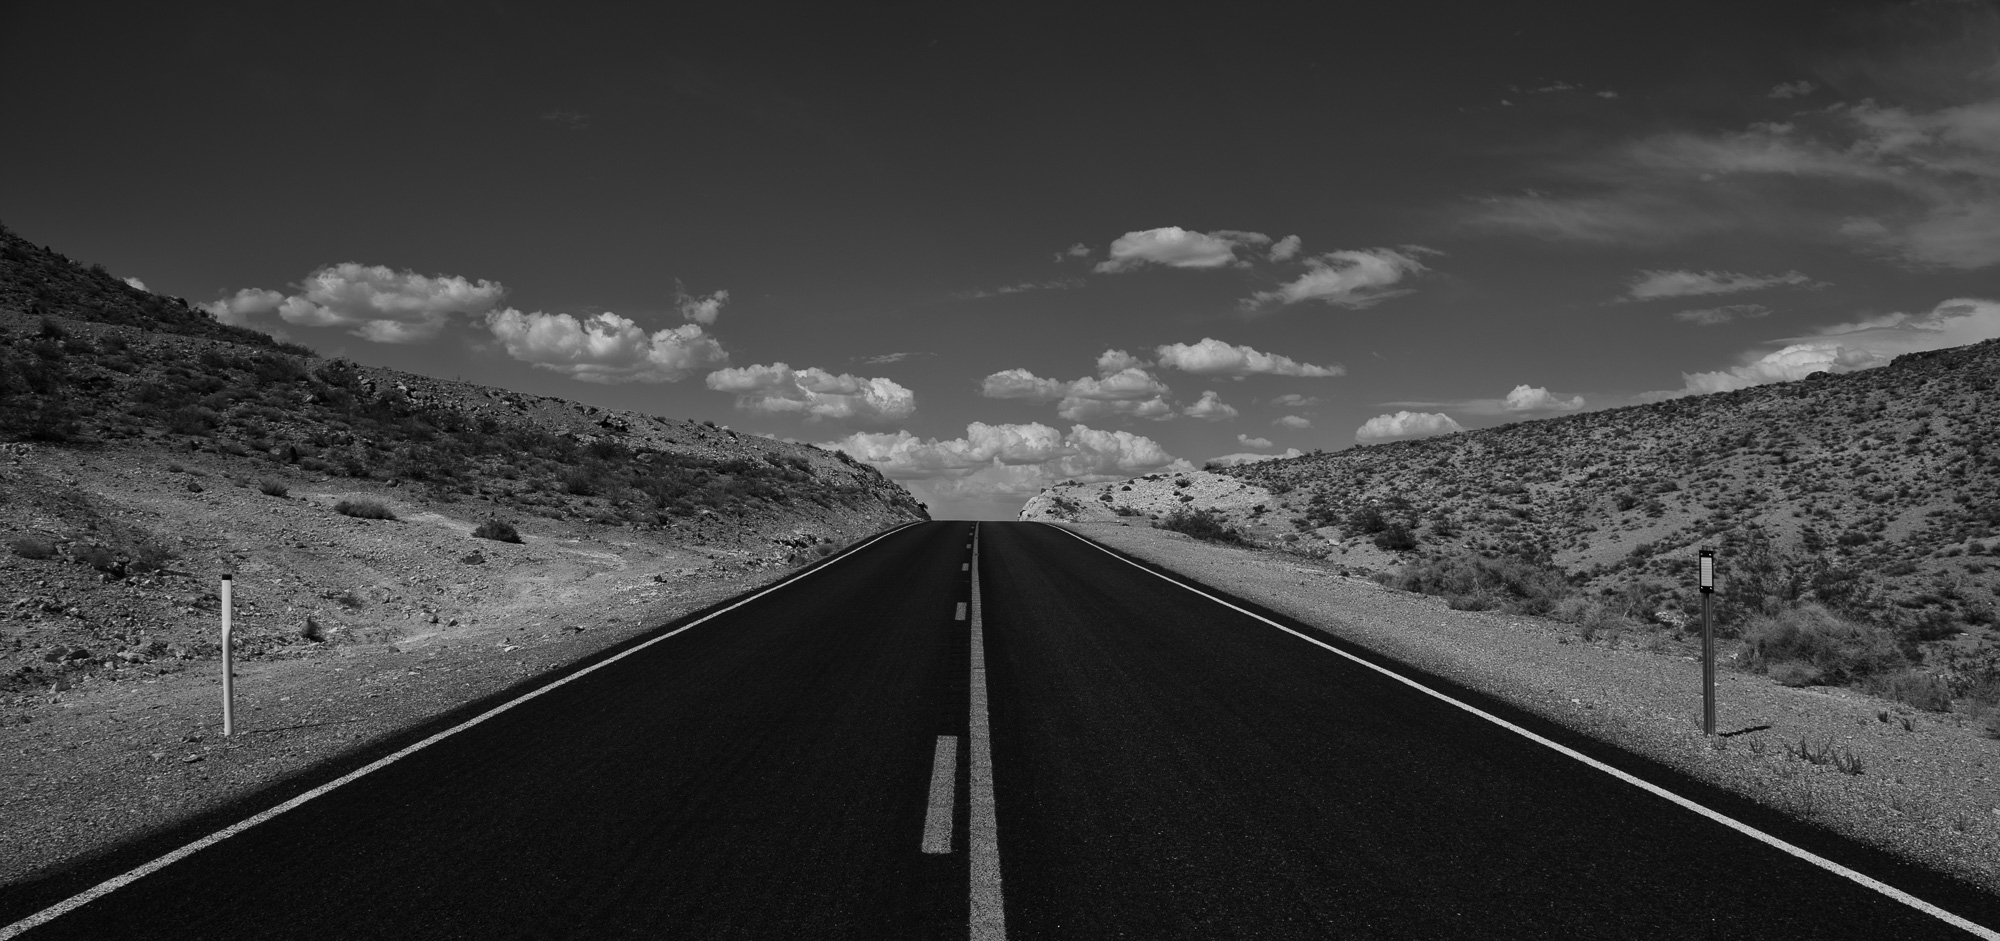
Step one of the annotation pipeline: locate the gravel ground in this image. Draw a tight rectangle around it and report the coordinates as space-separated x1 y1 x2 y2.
1058 521 2000 898
0 564 811 891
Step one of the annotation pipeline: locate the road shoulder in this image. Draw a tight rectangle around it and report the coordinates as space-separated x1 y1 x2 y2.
1055 521 2000 899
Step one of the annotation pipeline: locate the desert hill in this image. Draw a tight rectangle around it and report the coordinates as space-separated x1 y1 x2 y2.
0 220 926 706
1023 340 2000 702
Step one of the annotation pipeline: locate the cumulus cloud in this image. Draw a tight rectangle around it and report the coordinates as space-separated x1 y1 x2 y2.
1243 247 1432 310
1502 384 1585 412
1094 226 1271 273
540 110 591 130
487 309 727 383
1768 81 1816 99
1204 448 1304 468
1674 303 1771 325
1268 393 1324 408
1095 348 1149 374
1622 269 1822 301
1152 338 1343 377
1182 390 1239 421
204 263 507 343
675 283 729 325
1356 411 1463 443
1269 235 1302 261
199 288 287 328
1273 415 1312 430
1237 434 1273 448
706 362 916 425
1668 296 2000 395
821 422 1194 503
980 368 1071 401
981 350 1175 422
122 276 146 291
1055 242 1092 262
1058 368 1174 422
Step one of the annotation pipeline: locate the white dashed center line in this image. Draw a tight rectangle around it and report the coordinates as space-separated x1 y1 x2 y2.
956 602 967 621
921 735 959 854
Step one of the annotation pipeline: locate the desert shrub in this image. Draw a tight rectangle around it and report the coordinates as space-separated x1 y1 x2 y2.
1391 549 1572 615
1346 505 1387 535
1373 523 1418 551
1157 508 1244 544
10 536 55 559
1742 603 1904 686
334 498 396 520
130 541 175 572
1554 596 1637 641
167 405 219 436
1862 670 1954 712
258 479 288 498
471 518 521 543
74 545 119 573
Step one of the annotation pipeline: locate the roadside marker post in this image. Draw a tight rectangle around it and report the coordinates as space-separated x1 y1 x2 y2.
221 574 234 737
1699 550 1715 736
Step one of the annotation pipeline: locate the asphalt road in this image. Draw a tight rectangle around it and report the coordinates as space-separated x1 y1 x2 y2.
3 520 1997 939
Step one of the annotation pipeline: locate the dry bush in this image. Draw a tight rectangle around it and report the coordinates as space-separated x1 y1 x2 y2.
1554 596 1639 642
9 536 55 559
1742 603 1904 686
334 498 396 521
1391 549 1572 615
1158 508 1245 544
1861 670 1954 712
471 518 521 543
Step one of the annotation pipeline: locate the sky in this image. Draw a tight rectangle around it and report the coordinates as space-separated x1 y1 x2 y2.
4 0 1999 519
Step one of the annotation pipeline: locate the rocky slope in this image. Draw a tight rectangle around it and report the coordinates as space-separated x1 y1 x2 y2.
0 220 926 717
1021 339 2000 708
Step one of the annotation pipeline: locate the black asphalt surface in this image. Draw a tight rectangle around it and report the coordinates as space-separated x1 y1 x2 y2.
3 520 1997 939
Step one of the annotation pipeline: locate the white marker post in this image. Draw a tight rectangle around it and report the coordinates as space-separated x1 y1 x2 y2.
1698 550 1715 736
221 574 234 737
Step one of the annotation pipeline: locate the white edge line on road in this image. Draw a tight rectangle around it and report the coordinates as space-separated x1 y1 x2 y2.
0 521 928 941
921 735 960 854
1041 523 2000 941
969 523 1007 941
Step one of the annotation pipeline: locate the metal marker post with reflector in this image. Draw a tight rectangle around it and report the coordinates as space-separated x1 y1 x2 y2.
221 574 234 737
1699 550 1715 736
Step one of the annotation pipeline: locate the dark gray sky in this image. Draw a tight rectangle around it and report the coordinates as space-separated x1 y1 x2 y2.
5 0 1997 517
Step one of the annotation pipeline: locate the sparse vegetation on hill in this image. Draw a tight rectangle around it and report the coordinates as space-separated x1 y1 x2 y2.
1205 339 2000 720
1026 338 2000 725
0 219 927 705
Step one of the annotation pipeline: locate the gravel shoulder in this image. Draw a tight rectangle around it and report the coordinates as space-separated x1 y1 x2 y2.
1058 521 2000 898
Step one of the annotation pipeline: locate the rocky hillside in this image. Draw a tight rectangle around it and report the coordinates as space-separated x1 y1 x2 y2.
0 221 926 708
1023 339 2000 689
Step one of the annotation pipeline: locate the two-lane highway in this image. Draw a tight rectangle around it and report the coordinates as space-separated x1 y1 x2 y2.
3 520 1996 939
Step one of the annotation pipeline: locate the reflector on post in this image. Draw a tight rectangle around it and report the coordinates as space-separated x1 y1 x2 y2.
1699 550 1714 593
